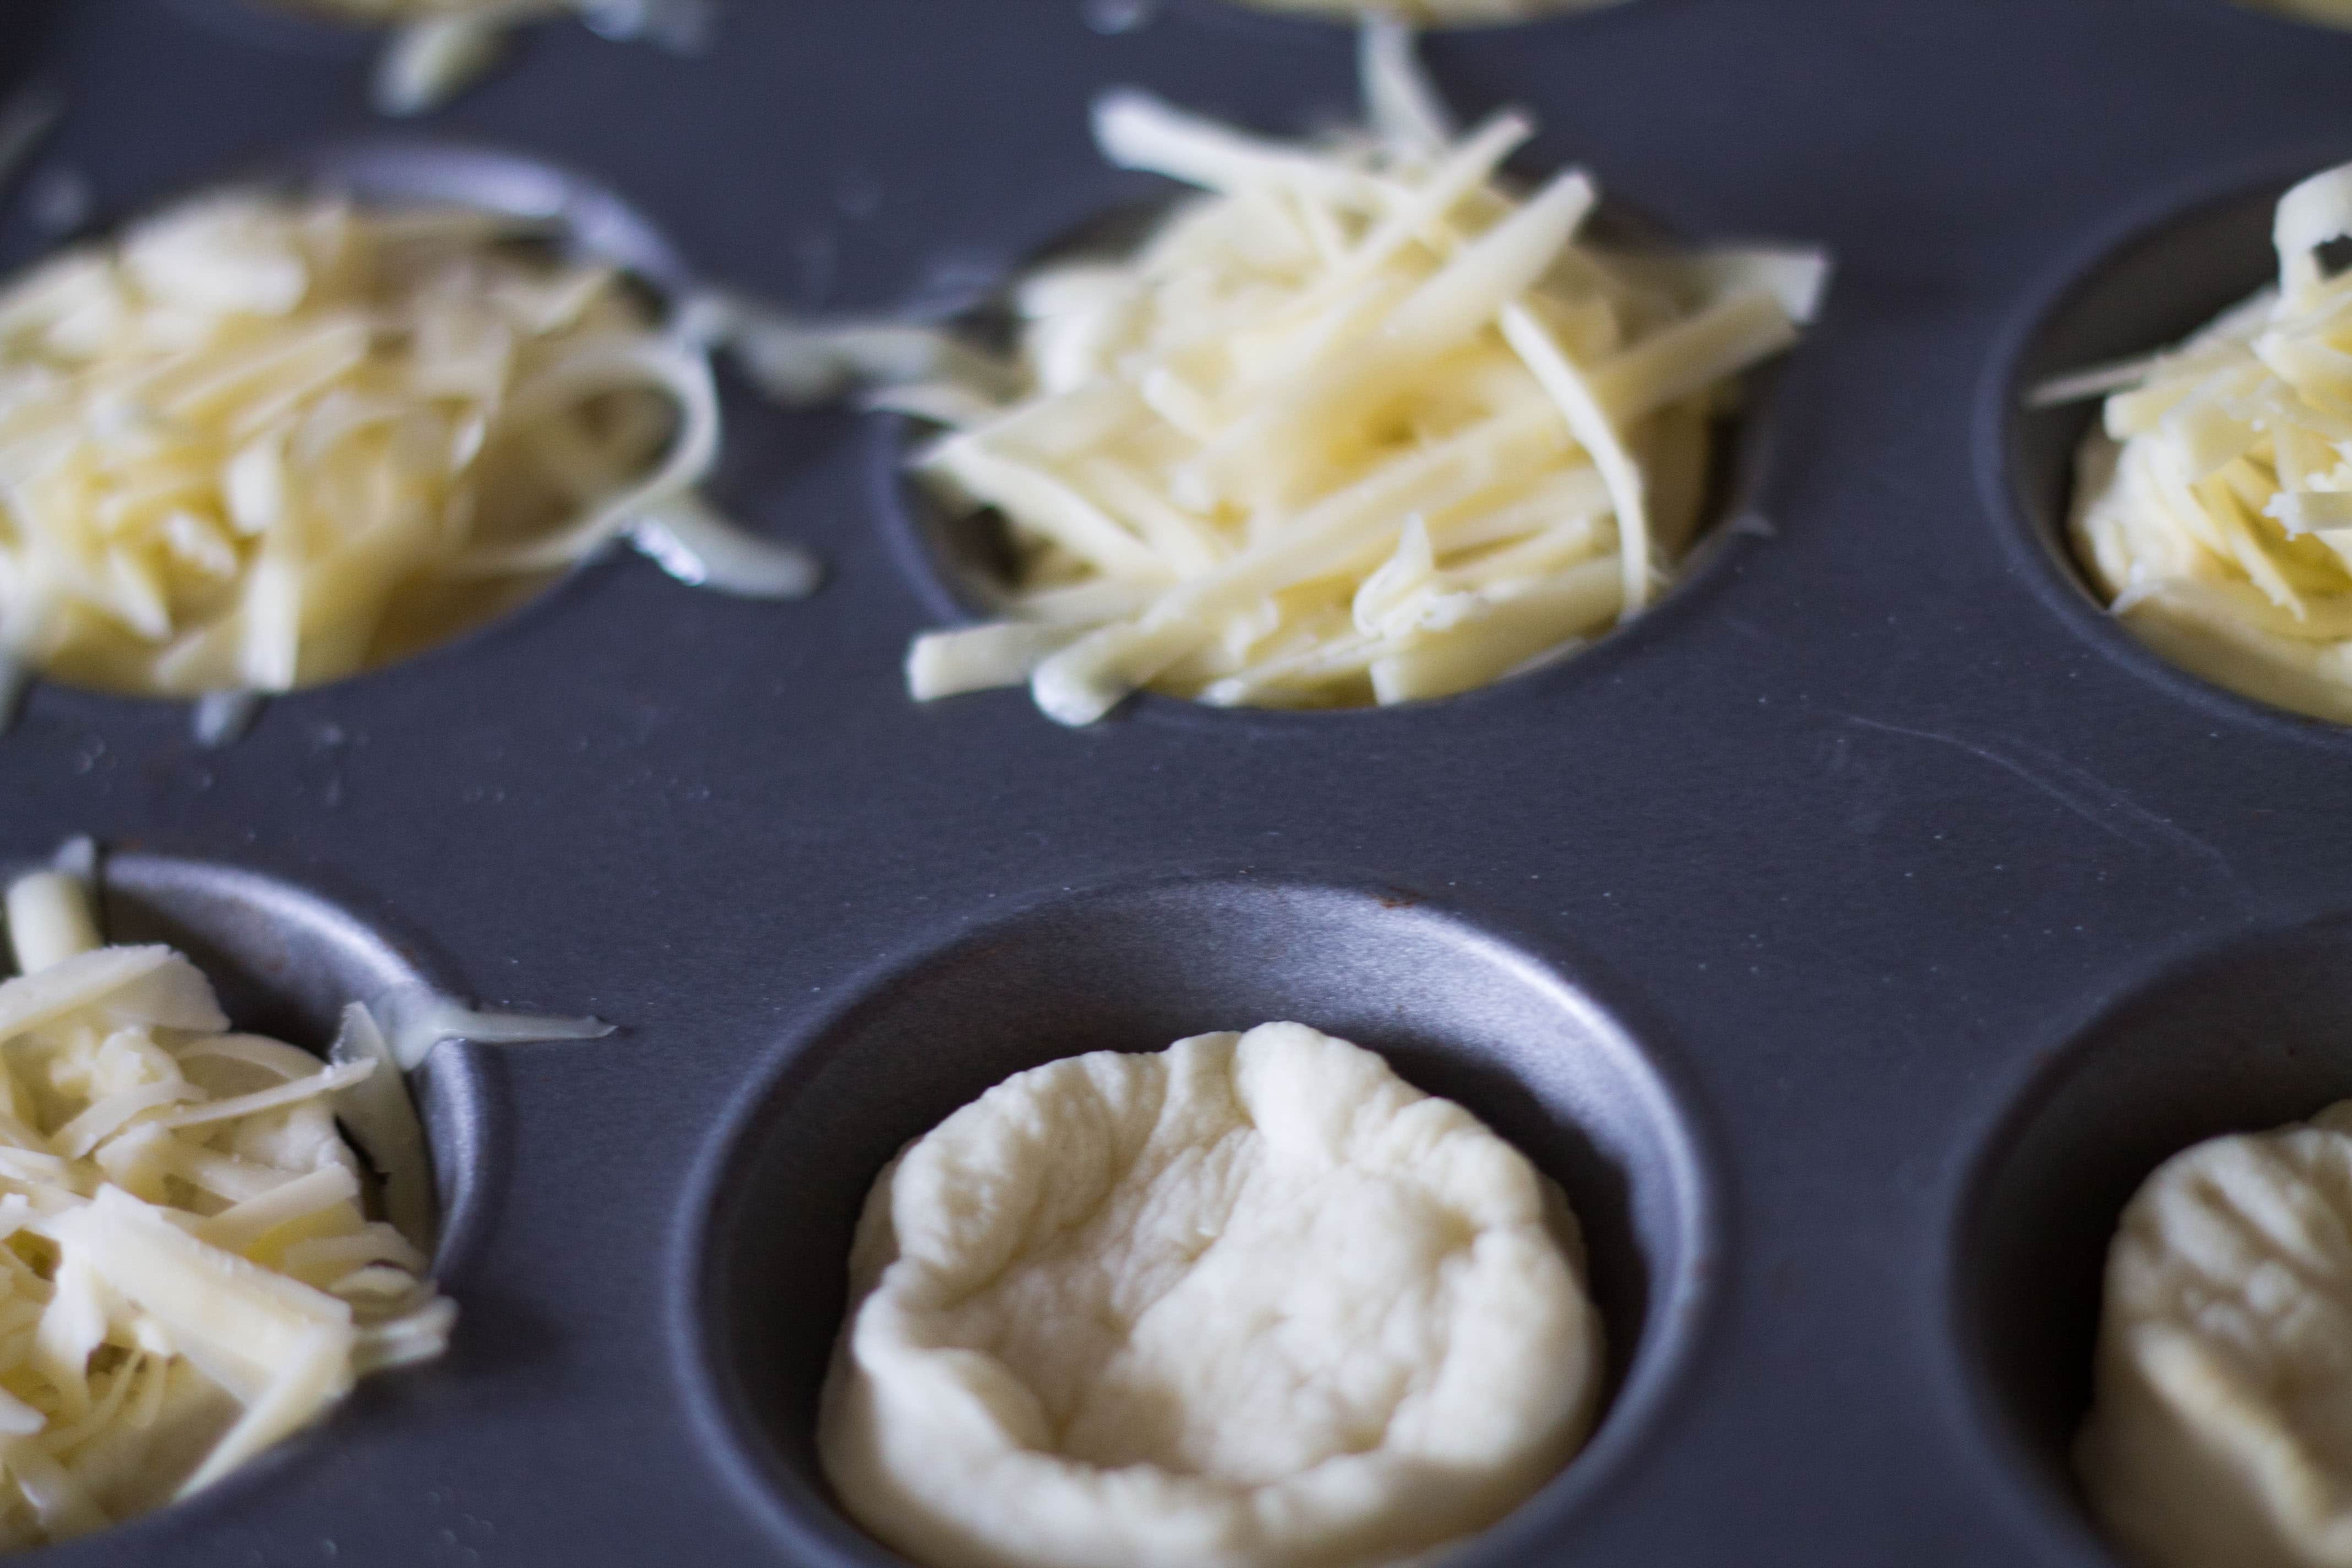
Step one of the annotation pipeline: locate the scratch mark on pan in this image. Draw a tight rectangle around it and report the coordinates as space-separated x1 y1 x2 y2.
1831 711 2235 878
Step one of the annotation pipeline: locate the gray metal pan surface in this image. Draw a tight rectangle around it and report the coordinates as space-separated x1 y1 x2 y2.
6 1 2352 1564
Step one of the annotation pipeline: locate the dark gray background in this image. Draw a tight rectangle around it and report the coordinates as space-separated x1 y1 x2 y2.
4 1 2351 1564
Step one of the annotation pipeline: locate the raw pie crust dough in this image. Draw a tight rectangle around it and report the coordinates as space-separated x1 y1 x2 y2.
2079 1101 2352 1568
817 1022 1603 1568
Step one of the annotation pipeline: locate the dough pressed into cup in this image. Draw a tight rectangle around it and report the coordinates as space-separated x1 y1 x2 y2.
817 1021 1604 1568
2079 1101 2352 1568
1222 0 1627 21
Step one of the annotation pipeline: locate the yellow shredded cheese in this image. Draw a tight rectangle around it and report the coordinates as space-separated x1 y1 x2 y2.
886 23 1823 722
2057 157 2352 724
0 861 447 1546
0 190 802 711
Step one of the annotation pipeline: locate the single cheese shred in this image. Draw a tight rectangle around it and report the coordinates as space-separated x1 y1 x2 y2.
266 0 715 117
869 21 1823 722
0 191 812 727
2049 157 2352 723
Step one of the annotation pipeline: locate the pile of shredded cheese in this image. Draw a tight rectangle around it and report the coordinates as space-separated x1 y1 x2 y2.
2054 160 2352 724
0 855 448 1545
880 23 1825 722
0 190 808 724
273 0 714 117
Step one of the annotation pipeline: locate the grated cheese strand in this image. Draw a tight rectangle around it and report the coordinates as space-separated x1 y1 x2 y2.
266 0 716 117
2 871 98 979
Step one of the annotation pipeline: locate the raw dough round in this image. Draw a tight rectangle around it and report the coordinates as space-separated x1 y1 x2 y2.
817 1022 1603 1568
2078 1101 2352 1568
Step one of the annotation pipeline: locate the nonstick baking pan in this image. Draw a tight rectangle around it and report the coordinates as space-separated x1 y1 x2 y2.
7 1 2352 1564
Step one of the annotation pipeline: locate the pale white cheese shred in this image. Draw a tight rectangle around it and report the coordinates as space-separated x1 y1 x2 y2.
2055 157 2352 723
881 25 1822 721
268 0 715 117
0 860 445 1545
0 192 812 721
374 14 516 116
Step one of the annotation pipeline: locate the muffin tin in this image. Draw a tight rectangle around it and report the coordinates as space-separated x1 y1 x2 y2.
7 0 2352 1563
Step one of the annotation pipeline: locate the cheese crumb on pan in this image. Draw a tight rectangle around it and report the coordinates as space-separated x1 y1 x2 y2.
0 840 612 1544
2078 1100 2352 1568
819 1021 1603 1568
864 22 1823 722
2048 159 2352 724
267 0 714 117
0 191 812 726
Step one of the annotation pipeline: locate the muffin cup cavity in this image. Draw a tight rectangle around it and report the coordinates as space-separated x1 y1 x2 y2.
0 848 497 1550
681 874 1721 1565
1950 916 2352 1561
4 139 710 730
1986 153 2352 747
